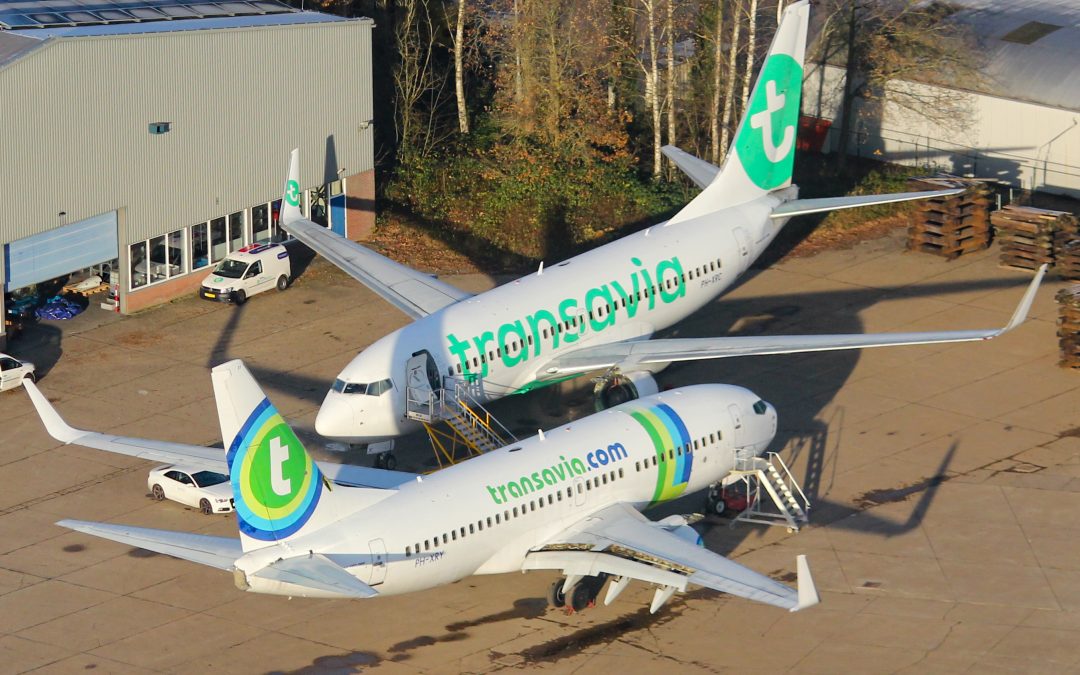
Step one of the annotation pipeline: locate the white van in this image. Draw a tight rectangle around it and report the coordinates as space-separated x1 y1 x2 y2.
198 243 291 304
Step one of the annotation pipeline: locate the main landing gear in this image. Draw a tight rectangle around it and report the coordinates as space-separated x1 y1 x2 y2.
548 573 609 613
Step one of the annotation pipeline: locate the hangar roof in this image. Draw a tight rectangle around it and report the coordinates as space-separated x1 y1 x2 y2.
0 1 296 30
0 2 350 70
950 0 1080 112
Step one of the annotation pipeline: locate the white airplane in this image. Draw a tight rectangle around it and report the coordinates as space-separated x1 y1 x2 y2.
27 360 821 614
282 2 1006 454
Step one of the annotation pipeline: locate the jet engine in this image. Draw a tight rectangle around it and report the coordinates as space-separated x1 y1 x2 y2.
593 370 659 411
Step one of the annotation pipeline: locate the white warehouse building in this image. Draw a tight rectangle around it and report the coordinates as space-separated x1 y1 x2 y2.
0 0 375 340
801 0 1080 200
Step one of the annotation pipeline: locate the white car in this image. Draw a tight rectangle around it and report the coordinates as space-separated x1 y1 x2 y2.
0 353 35 391
147 465 234 514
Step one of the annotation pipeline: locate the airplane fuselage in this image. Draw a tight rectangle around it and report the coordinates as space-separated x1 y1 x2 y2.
317 190 795 442
239 384 776 598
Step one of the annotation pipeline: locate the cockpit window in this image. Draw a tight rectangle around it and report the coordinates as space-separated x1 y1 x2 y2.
332 378 393 396
332 378 367 394
368 379 393 396
752 400 769 415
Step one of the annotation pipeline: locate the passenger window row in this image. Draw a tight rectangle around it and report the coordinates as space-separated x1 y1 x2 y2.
404 467 627 558
634 429 722 473
448 258 721 376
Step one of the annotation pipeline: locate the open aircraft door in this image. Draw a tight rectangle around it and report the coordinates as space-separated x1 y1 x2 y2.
405 351 441 421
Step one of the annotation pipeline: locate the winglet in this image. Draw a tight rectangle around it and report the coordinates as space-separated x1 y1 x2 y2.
281 148 305 227
998 263 1046 335
24 380 83 444
792 554 820 612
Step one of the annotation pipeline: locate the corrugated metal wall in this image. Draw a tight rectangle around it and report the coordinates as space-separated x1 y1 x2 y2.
0 18 374 245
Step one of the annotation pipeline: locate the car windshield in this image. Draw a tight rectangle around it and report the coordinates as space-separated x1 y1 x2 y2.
212 259 248 279
191 471 230 488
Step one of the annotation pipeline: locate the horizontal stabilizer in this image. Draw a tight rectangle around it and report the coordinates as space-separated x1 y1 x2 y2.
57 519 242 570
25 380 227 473
770 188 965 219
661 145 720 189
253 553 377 598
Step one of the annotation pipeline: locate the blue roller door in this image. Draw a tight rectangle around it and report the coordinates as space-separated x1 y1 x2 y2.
4 211 118 291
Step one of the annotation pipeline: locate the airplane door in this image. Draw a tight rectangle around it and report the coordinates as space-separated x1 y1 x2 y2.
405 351 439 420
573 477 586 506
728 404 744 450
732 227 751 273
369 538 387 585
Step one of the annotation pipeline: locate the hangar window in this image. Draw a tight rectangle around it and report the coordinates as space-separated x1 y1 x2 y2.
129 227 187 291
228 211 245 252
210 217 228 263
252 204 271 244
191 222 210 270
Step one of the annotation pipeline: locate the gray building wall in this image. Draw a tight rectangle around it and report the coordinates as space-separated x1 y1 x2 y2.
0 18 374 246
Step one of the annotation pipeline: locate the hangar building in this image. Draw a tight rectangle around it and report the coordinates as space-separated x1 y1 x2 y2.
0 0 374 339
801 0 1080 200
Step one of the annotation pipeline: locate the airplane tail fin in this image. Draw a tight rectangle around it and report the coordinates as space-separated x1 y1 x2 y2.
212 359 336 552
668 0 809 226
281 148 305 227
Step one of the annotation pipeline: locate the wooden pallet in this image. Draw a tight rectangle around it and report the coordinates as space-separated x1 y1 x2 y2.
906 176 992 260
61 282 108 297
1056 286 1080 369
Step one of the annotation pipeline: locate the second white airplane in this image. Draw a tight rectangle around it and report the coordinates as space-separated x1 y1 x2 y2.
28 361 819 614
281 2 1021 450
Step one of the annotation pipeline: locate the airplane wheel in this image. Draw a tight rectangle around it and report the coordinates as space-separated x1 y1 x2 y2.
711 498 726 517
383 453 397 471
570 583 592 612
151 484 165 501
547 580 566 608
200 499 213 515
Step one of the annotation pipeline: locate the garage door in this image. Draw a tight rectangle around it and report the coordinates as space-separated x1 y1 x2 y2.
4 211 118 291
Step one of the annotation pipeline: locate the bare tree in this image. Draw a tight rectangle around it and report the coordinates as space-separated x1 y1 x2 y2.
451 0 469 134
395 0 452 161
709 0 725 163
739 0 757 110
665 0 676 176
817 1 983 169
718 0 742 158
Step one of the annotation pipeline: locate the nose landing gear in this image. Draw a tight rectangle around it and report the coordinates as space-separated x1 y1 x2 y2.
548 573 609 613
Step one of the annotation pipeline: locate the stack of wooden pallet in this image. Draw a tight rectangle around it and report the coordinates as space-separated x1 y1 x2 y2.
992 205 1073 272
906 177 992 260
1057 286 1080 369
1053 213 1080 281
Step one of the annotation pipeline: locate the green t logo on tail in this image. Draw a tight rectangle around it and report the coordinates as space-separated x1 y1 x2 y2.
735 53 803 190
285 180 301 207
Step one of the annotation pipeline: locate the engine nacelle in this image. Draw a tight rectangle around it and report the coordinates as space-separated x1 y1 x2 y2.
657 515 704 547
593 371 659 411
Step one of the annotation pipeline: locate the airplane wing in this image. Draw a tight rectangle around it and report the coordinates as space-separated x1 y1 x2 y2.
524 503 817 612
279 149 471 320
57 519 242 570
24 380 419 487
535 264 1045 378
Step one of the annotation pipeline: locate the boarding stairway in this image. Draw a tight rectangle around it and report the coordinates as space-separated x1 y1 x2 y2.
405 362 516 467
727 452 810 532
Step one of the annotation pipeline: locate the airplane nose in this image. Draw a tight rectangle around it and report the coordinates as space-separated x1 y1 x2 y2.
315 391 356 439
